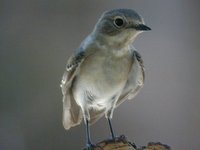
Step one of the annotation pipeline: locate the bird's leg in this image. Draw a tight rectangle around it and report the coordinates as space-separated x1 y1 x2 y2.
85 119 96 150
86 119 92 147
106 94 120 141
107 117 115 140
106 106 117 141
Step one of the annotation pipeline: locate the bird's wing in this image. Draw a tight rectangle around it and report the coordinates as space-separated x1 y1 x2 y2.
60 50 86 130
116 50 145 107
61 51 85 94
61 46 98 130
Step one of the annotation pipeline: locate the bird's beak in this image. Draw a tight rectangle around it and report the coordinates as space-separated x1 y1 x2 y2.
132 24 151 31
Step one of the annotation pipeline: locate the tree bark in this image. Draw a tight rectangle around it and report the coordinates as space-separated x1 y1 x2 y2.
84 135 170 150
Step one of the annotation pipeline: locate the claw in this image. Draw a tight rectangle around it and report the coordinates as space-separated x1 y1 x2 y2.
106 135 127 143
86 143 95 150
84 143 102 150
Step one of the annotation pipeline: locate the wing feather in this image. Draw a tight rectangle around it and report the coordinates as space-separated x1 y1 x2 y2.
60 51 85 130
116 50 145 107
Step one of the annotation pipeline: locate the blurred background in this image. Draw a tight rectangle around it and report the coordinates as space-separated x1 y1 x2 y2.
1 0 200 149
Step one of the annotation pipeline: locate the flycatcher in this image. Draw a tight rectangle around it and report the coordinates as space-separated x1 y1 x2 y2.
60 8 151 149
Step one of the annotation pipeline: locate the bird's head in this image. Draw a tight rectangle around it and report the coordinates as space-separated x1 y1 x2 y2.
93 9 151 48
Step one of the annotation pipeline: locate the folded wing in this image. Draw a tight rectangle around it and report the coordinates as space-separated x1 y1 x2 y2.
116 50 145 107
60 51 85 130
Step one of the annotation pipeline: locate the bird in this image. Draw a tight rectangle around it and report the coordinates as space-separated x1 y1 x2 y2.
60 8 151 149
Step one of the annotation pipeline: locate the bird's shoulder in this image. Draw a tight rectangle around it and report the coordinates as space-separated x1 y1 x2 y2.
60 38 100 94
131 49 145 82
133 50 144 68
66 36 100 71
65 50 85 71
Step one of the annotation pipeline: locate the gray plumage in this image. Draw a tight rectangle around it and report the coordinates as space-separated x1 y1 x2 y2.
60 8 150 130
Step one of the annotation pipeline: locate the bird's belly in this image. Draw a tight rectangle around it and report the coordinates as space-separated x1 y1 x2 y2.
73 51 132 109
75 71 126 109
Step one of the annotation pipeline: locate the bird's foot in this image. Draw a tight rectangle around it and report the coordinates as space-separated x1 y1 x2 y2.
107 135 127 143
84 143 102 150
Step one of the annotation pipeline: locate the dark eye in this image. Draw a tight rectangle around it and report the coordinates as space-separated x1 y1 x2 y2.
114 17 124 28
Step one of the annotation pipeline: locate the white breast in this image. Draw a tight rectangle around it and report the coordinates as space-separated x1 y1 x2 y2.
72 49 133 110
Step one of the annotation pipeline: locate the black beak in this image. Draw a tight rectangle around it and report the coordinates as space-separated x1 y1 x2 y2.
134 24 151 31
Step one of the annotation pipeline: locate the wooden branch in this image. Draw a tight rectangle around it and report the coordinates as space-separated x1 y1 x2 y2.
83 135 170 150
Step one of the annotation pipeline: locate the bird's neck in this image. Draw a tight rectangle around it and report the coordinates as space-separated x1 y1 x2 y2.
93 32 134 49
81 32 134 57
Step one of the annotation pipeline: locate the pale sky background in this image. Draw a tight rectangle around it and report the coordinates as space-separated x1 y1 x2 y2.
0 0 200 149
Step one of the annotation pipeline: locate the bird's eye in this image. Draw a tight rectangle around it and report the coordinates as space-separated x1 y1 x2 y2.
114 17 124 28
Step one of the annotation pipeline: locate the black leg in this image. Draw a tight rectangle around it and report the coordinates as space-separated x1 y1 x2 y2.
85 119 95 150
108 118 115 140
